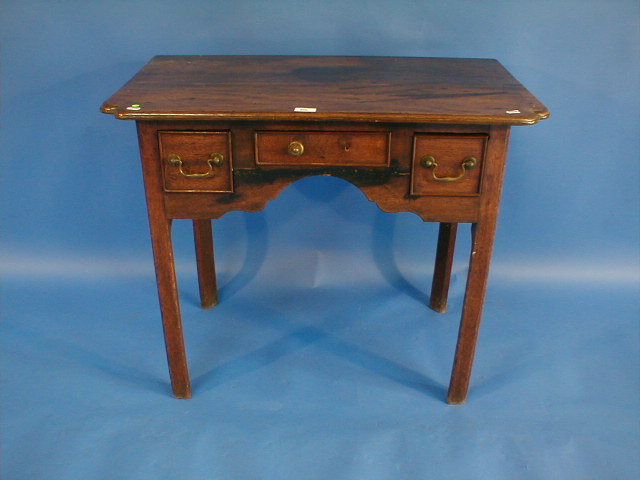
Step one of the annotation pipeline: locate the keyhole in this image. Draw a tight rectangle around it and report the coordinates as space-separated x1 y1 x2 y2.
339 137 352 152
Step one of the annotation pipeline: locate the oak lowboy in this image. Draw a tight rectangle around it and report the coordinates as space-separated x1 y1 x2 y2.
102 56 548 404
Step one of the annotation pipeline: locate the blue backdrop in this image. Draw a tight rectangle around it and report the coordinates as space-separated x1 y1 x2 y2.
1 1 638 479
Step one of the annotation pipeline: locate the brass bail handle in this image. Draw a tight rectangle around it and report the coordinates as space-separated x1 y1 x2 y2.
421 155 476 182
167 153 224 178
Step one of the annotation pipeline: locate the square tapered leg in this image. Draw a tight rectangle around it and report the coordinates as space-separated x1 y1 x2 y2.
193 219 219 309
430 222 458 313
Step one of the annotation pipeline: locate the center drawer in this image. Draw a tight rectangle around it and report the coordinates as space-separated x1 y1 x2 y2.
255 131 391 166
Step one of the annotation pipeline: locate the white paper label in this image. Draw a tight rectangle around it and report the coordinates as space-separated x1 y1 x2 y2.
294 107 317 112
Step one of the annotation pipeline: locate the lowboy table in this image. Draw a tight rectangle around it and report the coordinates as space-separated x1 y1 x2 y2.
101 56 548 404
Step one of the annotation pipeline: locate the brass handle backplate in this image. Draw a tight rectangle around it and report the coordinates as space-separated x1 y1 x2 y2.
421 155 476 182
287 141 305 156
167 153 224 178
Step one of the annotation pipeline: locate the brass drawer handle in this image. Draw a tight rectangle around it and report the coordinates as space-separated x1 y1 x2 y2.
167 153 224 178
287 141 305 156
421 155 476 182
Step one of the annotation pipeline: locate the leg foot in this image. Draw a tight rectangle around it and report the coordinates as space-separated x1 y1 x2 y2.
149 218 192 398
447 222 496 404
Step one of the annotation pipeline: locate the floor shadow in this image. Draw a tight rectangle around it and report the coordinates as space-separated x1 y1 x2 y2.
193 323 445 400
371 211 430 306
218 213 269 301
4 323 168 396
315 329 446 399
192 325 328 393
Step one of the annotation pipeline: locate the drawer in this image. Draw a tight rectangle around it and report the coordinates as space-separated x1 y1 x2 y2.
159 131 233 192
255 131 391 166
411 134 487 196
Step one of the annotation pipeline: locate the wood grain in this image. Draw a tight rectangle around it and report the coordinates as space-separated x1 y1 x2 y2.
102 57 546 404
255 130 390 166
411 134 487 196
193 219 218 309
159 131 233 192
447 125 511 404
429 223 458 313
137 122 192 398
102 56 548 125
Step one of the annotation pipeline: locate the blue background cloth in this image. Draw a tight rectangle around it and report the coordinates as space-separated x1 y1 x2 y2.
1 1 638 478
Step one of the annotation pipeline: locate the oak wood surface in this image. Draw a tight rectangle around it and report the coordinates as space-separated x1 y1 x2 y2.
447 126 511 404
101 56 548 125
430 223 458 313
159 131 233 192
193 219 218 308
411 134 487 196
137 122 191 398
101 57 547 404
255 130 391 166
144 121 493 222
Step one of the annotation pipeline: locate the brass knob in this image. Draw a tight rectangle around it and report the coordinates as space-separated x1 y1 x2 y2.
421 155 437 169
209 152 225 166
287 141 304 156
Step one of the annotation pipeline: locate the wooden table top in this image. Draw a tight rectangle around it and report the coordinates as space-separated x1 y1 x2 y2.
101 55 548 125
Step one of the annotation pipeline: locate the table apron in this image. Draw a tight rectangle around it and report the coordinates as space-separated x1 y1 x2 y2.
163 190 483 223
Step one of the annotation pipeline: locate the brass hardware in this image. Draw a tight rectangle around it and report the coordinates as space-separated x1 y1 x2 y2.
421 155 476 182
167 153 224 178
208 152 225 166
287 141 305 156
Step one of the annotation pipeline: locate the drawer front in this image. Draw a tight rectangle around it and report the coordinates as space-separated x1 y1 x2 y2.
159 131 233 192
255 131 391 166
411 134 487 196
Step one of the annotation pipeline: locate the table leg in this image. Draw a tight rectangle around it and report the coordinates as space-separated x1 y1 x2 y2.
148 216 192 398
447 221 496 404
193 219 219 308
429 222 458 313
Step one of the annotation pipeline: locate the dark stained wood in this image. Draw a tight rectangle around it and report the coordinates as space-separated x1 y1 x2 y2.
137 122 191 398
448 125 511 404
103 57 547 403
147 120 494 169
255 130 390 166
429 223 458 313
101 56 549 125
163 168 483 222
411 134 487 196
193 219 218 308
159 131 233 192
153 121 489 223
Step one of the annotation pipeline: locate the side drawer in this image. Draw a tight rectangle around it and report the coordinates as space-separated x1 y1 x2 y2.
255 131 391 166
159 131 233 192
411 134 487 196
